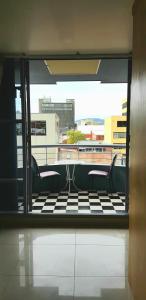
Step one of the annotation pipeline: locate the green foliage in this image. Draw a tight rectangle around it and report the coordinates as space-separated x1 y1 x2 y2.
66 130 86 144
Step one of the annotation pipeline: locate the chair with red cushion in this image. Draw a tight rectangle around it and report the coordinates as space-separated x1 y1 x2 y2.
31 155 61 192
88 154 117 192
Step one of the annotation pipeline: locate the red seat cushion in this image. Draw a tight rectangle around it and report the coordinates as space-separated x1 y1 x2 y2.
88 170 108 176
40 171 60 178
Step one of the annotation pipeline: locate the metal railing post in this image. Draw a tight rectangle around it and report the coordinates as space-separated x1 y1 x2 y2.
45 147 47 165
77 147 79 160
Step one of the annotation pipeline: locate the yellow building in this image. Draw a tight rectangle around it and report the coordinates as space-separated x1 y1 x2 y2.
104 116 127 157
122 98 127 116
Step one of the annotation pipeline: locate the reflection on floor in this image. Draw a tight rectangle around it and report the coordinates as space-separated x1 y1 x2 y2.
30 191 126 214
0 228 133 299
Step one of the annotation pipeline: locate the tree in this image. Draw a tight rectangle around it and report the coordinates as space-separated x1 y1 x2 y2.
66 130 86 144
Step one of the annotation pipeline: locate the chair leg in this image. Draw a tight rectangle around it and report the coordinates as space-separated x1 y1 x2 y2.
57 176 61 193
108 176 113 193
104 176 111 194
53 176 60 193
89 175 94 192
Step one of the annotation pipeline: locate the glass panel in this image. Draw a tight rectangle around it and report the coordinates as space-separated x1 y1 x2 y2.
0 59 26 212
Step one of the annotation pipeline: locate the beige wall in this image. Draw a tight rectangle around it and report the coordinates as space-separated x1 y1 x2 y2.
17 113 59 166
104 116 126 158
31 113 59 145
129 1 146 299
104 117 112 143
31 113 59 165
104 116 126 145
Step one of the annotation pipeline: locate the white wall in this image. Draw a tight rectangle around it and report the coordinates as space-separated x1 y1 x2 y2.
31 113 59 165
17 113 59 167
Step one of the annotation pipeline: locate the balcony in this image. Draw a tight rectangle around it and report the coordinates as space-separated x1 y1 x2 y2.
17 144 127 215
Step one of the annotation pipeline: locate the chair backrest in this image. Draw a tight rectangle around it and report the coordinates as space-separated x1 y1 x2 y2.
31 155 40 178
108 154 117 177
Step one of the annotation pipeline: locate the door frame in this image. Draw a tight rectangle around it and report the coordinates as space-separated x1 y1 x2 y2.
20 59 32 213
13 53 132 215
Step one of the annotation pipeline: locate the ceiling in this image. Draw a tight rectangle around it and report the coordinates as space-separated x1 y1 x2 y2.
0 0 133 55
28 59 128 84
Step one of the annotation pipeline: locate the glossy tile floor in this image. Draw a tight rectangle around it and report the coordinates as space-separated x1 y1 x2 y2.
0 228 133 300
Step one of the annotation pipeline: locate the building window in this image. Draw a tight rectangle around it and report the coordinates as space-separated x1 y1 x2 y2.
42 103 49 107
16 123 22 135
122 102 127 109
31 121 46 135
117 121 127 127
16 121 46 135
113 132 126 139
79 147 105 152
41 103 73 111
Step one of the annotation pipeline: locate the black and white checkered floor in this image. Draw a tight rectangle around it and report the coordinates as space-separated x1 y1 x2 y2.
29 191 126 214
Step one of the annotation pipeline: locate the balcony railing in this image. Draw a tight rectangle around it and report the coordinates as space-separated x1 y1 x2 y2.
16 143 127 213
17 143 126 168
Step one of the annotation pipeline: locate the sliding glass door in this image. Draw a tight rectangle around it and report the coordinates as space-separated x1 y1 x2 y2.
0 58 31 213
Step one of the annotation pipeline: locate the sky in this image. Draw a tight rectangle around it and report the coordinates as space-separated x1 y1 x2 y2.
30 81 127 121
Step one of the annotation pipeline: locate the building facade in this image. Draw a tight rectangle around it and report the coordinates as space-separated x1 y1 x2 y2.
17 113 59 166
31 113 59 165
104 116 127 163
104 116 127 145
39 98 75 133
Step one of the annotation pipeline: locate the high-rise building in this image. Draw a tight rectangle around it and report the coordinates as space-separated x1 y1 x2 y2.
39 98 75 132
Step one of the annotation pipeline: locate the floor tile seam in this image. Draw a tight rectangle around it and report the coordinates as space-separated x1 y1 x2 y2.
75 243 127 246
0 243 76 247
0 243 26 246
73 232 77 298
0 272 75 279
33 203 125 205
74 275 128 278
75 228 77 245
33 202 125 205
33 204 124 206
0 274 75 278
33 205 124 208
33 199 125 206
15 243 76 246
32 212 127 215
0 273 128 278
